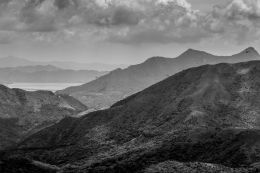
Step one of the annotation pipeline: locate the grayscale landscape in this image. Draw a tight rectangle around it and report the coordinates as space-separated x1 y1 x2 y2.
1 0 260 173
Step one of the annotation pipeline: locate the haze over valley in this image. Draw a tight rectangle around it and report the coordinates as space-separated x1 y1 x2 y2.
0 56 127 71
1 0 260 172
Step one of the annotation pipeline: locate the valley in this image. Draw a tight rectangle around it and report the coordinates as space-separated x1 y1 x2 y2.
2 59 260 172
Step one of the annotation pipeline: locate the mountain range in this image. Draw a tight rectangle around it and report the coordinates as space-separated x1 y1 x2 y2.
0 85 87 150
0 56 127 71
4 60 260 172
0 65 107 84
59 47 260 109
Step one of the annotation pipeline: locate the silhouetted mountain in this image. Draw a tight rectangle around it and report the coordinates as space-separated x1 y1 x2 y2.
0 56 127 71
58 47 260 109
9 60 260 172
0 85 87 150
0 156 60 173
0 65 107 83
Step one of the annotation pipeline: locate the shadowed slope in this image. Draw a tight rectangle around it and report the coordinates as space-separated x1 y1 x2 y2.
12 60 260 172
0 85 87 150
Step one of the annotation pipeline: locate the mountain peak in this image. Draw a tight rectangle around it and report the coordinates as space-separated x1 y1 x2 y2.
144 56 167 62
186 48 199 52
240 47 259 55
179 48 212 58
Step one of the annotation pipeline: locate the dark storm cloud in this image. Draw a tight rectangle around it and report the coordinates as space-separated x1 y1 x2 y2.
54 0 79 10
19 6 57 32
54 0 72 9
90 6 141 26
26 0 46 7
107 7 140 26
0 0 10 5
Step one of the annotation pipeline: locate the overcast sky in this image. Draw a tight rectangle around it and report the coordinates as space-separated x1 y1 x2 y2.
0 0 259 64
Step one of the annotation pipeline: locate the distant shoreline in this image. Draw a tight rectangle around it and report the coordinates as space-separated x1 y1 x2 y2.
4 82 83 92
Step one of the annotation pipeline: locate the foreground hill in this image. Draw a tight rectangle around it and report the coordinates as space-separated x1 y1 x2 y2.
0 65 107 84
7 60 260 172
58 47 260 109
0 85 87 150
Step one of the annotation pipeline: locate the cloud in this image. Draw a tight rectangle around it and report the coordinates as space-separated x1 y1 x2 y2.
108 27 209 44
0 0 260 45
222 0 260 20
83 0 208 43
205 0 260 43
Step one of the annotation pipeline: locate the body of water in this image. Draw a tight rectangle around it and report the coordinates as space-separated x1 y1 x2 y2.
6 83 83 92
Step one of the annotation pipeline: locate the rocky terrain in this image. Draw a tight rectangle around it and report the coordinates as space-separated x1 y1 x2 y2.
0 85 87 150
58 47 260 109
144 161 253 173
3 60 260 172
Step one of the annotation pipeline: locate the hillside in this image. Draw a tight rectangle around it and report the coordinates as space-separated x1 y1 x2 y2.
8 60 260 172
0 85 87 150
0 65 107 84
58 47 260 109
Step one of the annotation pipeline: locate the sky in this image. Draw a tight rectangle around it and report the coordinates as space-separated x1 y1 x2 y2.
0 0 260 64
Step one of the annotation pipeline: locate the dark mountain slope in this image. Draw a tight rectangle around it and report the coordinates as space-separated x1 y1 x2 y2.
0 85 87 150
58 47 260 108
0 156 60 173
12 60 260 172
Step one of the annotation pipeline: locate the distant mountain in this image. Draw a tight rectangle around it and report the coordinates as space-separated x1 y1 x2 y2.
48 61 128 71
0 56 127 71
58 47 260 109
0 85 87 150
0 65 61 73
0 65 107 84
9 60 260 172
0 56 37 67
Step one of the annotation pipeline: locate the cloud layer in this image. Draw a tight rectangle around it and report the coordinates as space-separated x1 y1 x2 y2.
0 0 260 45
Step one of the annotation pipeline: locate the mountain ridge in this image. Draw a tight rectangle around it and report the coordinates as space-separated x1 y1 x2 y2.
9 60 260 172
0 65 107 84
58 47 260 108
0 56 127 71
0 84 87 150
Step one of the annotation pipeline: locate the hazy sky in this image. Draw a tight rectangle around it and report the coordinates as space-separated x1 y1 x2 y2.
0 0 259 64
